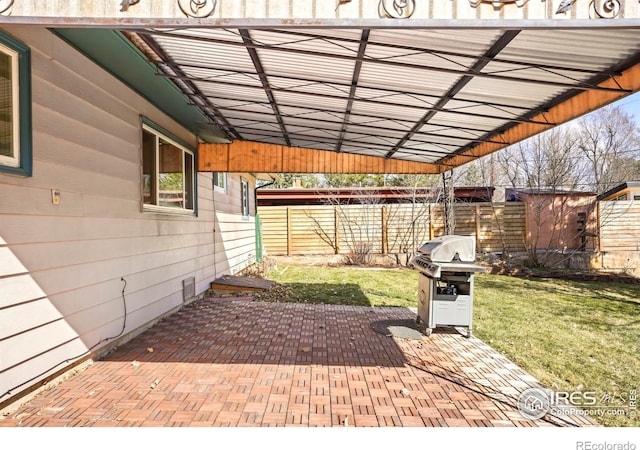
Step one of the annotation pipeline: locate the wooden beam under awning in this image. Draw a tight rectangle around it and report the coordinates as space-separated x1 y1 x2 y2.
198 140 440 174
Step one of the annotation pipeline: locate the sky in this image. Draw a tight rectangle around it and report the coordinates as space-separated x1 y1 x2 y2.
612 91 640 123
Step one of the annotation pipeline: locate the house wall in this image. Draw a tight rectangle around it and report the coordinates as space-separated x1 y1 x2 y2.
599 201 640 252
211 175 259 275
590 202 640 276
0 26 257 408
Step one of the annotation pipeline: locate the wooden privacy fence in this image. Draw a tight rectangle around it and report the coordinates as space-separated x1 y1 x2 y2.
258 202 528 256
599 202 640 251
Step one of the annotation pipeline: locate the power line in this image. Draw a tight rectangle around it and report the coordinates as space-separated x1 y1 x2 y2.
479 147 640 162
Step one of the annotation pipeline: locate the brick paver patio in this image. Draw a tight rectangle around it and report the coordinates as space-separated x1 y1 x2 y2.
0 298 596 427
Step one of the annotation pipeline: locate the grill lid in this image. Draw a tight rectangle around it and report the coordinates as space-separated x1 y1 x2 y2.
416 235 476 263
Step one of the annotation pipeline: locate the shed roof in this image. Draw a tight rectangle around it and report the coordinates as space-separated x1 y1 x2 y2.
505 188 597 200
597 180 640 201
257 186 494 206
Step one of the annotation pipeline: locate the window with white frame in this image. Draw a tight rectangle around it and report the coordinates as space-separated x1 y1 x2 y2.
142 121 195 213
213 172 227 192
241 177 250 217
0 32 31 177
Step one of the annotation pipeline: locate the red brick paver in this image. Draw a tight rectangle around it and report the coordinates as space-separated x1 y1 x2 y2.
0 299 596 427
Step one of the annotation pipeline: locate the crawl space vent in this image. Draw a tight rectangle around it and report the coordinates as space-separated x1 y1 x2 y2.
182 277 195 301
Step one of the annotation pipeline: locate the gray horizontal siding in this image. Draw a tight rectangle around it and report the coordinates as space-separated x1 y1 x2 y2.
0 26 258 406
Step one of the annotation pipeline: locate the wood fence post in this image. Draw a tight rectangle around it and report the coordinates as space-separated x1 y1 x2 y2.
596 200 601 252
381 205 388 254
428 204 434 240
520 203 527 253
286 207 292 256
334 206 340 254
475 204 481 252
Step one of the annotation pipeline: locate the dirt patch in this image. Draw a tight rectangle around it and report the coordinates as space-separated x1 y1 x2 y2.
270 254 399 268
253 283 297 303
478 254 639 284
525 270 640 284
489 263 639 284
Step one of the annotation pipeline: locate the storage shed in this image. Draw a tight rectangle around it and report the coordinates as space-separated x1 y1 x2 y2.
506 188 598 251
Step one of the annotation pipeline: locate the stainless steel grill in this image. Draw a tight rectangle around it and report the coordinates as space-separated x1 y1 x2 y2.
410 235 486 338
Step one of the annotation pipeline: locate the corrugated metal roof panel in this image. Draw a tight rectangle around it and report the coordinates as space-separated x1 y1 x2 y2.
277 108 345 123
391 151 442 163
428 110 509 130
343 133 403 146
196 83 270 103
117 26 640 170
273 91 348 110
357 62 457 96
343 124 411 139
458 78 563 108
499 30 640 69
258 50 356 81
233 123 282 133
349 101 429 122
249 29 363 56
367 29 502 55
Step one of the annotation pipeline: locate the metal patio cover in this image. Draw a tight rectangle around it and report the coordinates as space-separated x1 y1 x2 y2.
123 25 640 172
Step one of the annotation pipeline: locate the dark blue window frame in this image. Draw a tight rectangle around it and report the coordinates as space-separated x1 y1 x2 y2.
0 31 32 177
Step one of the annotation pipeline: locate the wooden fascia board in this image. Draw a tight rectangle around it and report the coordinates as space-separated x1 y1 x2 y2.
198 140 439 174
439 61 640 169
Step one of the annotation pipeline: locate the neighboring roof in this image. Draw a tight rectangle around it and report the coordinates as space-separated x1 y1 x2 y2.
50 25 640 172
257 186 494 206
507 188 597 195
597 181 640 200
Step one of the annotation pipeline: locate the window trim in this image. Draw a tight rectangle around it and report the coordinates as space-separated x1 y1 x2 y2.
0 32 32 177
141 117 197 215
240 176 250 218
213 172 227 193
615 193 628 201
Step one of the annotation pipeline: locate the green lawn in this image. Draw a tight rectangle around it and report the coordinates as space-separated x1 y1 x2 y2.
263 264 640 427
